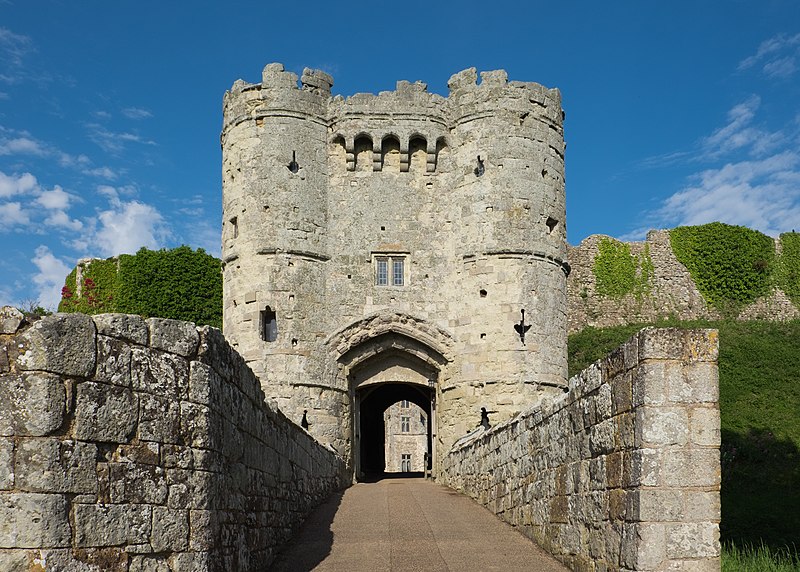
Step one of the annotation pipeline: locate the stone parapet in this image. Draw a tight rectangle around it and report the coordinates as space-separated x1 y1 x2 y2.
0 310 348 572
440 327 721 572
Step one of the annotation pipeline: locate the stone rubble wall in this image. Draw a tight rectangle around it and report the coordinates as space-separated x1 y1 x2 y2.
0 310 348 572
440 328 721 572
567 230 799 333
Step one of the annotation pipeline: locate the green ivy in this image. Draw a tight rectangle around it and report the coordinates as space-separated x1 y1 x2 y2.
58 246 222 329
669 223 775 314
57 258 118 314
776 232 800 306
592 237 653 299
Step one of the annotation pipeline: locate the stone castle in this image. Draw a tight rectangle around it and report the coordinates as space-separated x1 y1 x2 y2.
221 63 570 477
0 65 722 571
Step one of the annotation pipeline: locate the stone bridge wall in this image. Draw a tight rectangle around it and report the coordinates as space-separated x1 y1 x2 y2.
440 328 721 572
0 310 348 572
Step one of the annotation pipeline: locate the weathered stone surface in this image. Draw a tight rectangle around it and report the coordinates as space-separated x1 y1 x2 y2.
0 550 28 571
16 314 96 377
150 507 188 552
138 394 181 444
0 306 24 335
74 382 138 442
74 504 152 547
146 318 199 358
0 373 65 436
15 438 97 494
130 555 170 572
0 493 71 548
130 348 188 399
0 438 12 489
107 463 167 505
93 313 148 345
95 335 132 387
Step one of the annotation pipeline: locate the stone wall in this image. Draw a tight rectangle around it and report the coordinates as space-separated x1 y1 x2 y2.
0 310 347 572
440 328 721 572
567 230 799 333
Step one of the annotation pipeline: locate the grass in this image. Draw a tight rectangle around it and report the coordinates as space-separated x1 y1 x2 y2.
722 543 800 571
568 319 800 561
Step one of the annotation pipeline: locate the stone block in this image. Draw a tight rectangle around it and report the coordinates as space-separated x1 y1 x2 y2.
0 372 65 437
628 448 661 487
683 491 720 522
689 406 721 447
673 362 718 403
74 381 138 442
15 438 97 494
180 402 222 450
610 373 632 414
0 438 12 489
0 306 24 334
138 394 181 444
168 551 211 571
632 361 673 407
146 318 199 358
107 463 167 504
16 314 96 377
116 442 160 465
95 335 132 387
188 361 224 406
131 348 189 399
663 449 720 488
93 313 148 345
635 407 688 447
637 328 684 361
0 550 28 572
130 555 171 572
74 504 152 547
620 522 666 570
0 493 71 548
682 329 719 363
589 419 615 456
627 489 684 522
189 509 213 550
666 522 720 558
150 507 189 552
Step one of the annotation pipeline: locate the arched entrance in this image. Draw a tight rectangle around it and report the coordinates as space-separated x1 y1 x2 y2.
325 312 453 479
356 381 432 476
349 349 437 480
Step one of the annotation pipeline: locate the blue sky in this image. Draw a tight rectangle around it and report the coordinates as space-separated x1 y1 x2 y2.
1 1 799 309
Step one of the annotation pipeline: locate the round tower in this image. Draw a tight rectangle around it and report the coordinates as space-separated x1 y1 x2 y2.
221 64 344 443
436 68 569 441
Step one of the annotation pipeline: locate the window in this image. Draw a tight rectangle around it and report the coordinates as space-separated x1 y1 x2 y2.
260 306 277 342
401 454 411 472
401 400 409 408
401 416 410 432
374 254 407 286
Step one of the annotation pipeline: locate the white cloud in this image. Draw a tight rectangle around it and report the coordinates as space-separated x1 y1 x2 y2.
0 171 37 198
86 123 157 153
36 186 72 210
0 27 33 70
122 107 153 120
31 246 71 310
0 136 46 156
82 166 118 179
94 199 170 256
43 210 83 231
738 32 800 78
0 201 29 226
700 95 783 159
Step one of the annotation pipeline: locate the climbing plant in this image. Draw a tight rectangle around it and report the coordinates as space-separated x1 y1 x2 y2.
58 258 118 314
58 246 223 329
669 223 775 314
776 232 800 306
592 237 653 299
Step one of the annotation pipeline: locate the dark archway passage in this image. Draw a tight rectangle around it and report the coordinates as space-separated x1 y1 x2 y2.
357 383 432 477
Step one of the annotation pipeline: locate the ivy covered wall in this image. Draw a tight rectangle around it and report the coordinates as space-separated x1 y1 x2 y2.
58 246 222 329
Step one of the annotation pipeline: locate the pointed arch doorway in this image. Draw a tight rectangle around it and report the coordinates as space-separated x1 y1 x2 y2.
345 340 441 481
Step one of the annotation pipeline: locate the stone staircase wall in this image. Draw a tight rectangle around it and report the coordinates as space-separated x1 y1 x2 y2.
440 328 721 572
0 310 348 572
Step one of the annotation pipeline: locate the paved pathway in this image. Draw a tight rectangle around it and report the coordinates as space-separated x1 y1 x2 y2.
271 477 569 572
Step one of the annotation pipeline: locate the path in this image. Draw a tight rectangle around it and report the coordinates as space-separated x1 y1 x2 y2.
270 476 569 572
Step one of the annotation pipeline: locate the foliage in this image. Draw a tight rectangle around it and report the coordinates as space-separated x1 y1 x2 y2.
57 258 118 314
58 246 222 329
568 320 800 555
777 232 800 306
722 542 800 571
592 238 652 299
669 223 775 315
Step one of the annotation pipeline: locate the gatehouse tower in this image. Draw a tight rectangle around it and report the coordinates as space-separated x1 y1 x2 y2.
221 63 569 478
